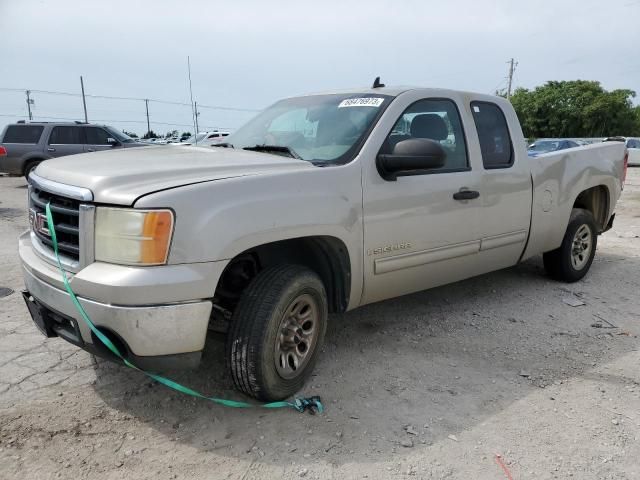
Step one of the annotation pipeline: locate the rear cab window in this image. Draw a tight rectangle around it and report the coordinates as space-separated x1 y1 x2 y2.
470 102 514 169
2 125 44 144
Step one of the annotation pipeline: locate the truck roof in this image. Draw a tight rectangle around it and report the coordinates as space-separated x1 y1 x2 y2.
298 85 496 101
301 86 413 97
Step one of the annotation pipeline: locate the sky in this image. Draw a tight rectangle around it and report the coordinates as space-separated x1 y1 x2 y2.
1 0 639 136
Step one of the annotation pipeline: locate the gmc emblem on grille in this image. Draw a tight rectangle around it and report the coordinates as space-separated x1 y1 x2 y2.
29 208 50 236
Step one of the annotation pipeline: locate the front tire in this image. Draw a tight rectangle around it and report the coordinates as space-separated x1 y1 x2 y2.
23 160 41 179
226 264 328 401
543 208 598 282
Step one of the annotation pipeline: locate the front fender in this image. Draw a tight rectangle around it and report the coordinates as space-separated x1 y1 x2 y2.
134 163 364 307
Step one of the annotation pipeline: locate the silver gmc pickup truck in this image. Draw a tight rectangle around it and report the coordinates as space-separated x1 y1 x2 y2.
19 86 628 401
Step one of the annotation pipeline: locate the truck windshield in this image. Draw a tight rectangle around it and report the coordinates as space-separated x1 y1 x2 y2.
225 93 391 164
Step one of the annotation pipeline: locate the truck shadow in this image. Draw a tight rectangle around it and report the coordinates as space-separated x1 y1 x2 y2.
90 250 639 465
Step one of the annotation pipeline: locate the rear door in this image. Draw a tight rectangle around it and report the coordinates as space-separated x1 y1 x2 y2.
84 127 115 153
46 126 85 158
470 100 532 270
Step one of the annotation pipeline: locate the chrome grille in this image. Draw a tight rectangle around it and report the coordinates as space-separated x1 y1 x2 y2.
29 187 81 260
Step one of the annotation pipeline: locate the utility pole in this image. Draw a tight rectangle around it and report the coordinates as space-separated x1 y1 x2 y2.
506 58 518 99
80 76 88 123
194 101 200 142
25 90 33 120
145 99 150 137
187 56 197 139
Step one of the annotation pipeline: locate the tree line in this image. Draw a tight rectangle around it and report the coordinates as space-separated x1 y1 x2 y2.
507 80 640 139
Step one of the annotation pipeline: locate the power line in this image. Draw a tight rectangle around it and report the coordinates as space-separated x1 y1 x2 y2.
490 78 508 95
0 87 260 112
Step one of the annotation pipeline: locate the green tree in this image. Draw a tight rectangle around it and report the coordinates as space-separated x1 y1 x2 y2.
123 130 138 138
509 80 640 139
142 130 159 139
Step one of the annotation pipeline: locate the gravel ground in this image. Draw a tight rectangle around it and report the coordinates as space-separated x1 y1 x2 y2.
1 170 639 480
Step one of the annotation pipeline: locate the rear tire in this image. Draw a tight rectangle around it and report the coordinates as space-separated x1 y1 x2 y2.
226 264 328 401
23 160 41 179
543 208 598 282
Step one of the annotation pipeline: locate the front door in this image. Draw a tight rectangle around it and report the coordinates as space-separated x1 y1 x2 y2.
84 127 116 153
361 93 485 305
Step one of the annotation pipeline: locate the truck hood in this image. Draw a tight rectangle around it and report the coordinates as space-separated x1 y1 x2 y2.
35 145 315 205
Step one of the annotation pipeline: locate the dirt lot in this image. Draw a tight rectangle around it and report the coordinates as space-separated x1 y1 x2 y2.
1 170 639 480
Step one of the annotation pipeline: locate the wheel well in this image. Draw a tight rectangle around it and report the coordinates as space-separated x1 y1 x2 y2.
572 186 609 232
214 236 351 315
22 158 43 176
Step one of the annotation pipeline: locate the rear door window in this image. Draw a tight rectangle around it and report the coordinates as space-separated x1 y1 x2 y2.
85 127 111 145
48 126 84 145
471 102 514 169
2 125 44 143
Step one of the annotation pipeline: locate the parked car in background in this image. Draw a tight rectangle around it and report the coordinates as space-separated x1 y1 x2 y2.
181 131 231 145
604 137 640 166
0 122 146 177
527 139 580 157
603 137 640 167
627 138 640 166
201 132 231 146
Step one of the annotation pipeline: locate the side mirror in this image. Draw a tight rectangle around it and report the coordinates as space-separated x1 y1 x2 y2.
107 137 119 146
376 138 447 181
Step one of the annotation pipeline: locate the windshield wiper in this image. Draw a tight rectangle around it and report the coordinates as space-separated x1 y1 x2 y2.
210 142 234 148
242 144 301 160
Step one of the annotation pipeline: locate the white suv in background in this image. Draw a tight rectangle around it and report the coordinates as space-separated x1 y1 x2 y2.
626 138 640 166
186 131 230 145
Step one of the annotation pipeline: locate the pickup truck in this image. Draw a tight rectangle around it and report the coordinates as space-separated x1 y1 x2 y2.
19 85 629 402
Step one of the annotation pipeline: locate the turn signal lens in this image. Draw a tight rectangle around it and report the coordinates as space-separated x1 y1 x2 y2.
95 208 174 265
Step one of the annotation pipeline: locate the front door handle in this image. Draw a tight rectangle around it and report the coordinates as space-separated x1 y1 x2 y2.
453 190 480 201
47 147 56 152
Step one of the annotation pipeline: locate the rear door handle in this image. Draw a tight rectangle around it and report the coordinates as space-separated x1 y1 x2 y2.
453 190 480 201
47 147 56 152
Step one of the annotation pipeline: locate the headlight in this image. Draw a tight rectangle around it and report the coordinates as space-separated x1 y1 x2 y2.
95 207 174 265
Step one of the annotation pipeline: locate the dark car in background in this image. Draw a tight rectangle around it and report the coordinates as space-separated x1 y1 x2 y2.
0 122 146 178
527 139 580 157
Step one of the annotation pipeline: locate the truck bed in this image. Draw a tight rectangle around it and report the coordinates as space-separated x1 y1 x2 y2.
522 142 627 261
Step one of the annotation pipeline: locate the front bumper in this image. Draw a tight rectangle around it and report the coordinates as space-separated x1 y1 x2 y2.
21 289 204 370
19 231 225 369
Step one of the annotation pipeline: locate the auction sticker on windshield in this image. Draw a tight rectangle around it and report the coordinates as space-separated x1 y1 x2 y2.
338 98 384 108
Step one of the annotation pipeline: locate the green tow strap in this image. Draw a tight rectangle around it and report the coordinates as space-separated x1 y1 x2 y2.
45 203 323 414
